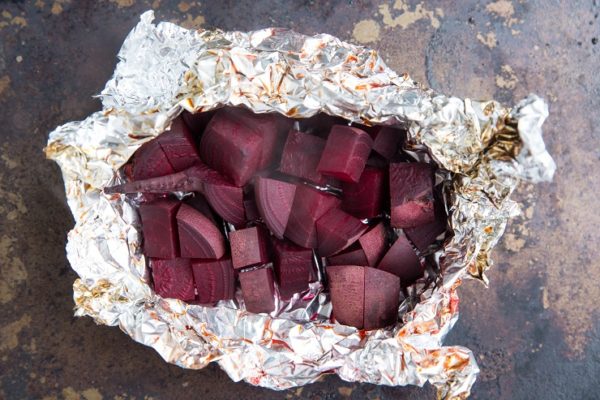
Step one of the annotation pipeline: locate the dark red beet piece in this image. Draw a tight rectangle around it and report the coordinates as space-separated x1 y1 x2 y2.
317 125 373 183
229 226 270 269
377 231 422 286
176 203 226 259
358 222 388 267
285 185 341 248
316 208 368 256
369 126 405 160
326 265 365 329
254 177 297 239
239 267 276 313
363 267 400 330
184 194 217 224
191 257 235 303
157 116 201 172
243 187 260 223
389 163 435 228
278 130 327 184
405 215 447 253
272 239 316 300
151 258 195 301
326 245 368 266
133 139 175 180
139 199 180 259
181 109 216 136
341 166 385 219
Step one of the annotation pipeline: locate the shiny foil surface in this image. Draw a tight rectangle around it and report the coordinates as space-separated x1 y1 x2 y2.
45 11 555 399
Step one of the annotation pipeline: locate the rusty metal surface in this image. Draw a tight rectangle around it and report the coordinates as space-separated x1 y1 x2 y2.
0 1 598 399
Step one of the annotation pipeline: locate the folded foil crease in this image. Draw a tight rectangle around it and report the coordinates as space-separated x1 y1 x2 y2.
46 11 554 399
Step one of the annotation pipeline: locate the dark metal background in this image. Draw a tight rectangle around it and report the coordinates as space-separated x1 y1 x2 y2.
0 1 598 399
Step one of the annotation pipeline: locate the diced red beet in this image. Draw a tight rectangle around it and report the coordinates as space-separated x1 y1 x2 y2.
139 199 181 259
389 163 435 228
366 153 390 169
184 194 217 224
229 226 270 269
176 203 226 259
285 185 341 248
326 245 368 266
254 177 297 239
341 166 385 219
272 239 316 300
317 125 373 183
157 116 201 172
316 208 368 256
239 267 276 313
369 126 405 160
358 222 388 267
202 182 245 226
278 130 327 184
133 139 175 180
181 109 216 136
363 267 400 330
298 114 349 138
191 257 235 303
377 231 423 286
326 265 365 328
405 214 447 253
151 258 195 301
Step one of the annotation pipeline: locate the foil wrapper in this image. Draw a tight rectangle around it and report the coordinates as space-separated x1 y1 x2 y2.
45 11 555 399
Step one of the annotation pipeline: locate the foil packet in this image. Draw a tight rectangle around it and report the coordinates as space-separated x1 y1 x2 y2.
45 11 555 399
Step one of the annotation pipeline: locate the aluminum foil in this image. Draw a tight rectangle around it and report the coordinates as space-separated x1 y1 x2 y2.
45 11 555 399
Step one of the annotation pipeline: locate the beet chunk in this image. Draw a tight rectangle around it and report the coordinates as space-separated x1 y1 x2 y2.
389 163 435 228
139 199 181 259
191 257 235 303
405 214 447 253
272 239 316 299
176 203 226 259
133 139 175 180
326 245 368 266
278 130 327 184
254 177 297 239
151 258 195 301
363 267 400 330
181 109 216 136
317 125 373 183
243 187 260 223
358 222 388 267
377 231 422 286
326 265 365 329
239 267 276 313
341 166 385 219
157 116 201 172
369 126 405 160
285 185 341 248
316 208 368 256
229 226 270 269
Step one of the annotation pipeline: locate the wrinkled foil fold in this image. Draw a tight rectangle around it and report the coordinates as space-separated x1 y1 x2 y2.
46 11 554 399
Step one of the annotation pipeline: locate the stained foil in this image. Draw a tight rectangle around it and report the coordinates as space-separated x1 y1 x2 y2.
45 11 555 399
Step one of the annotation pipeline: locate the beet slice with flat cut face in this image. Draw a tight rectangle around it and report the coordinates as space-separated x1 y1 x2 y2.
363 267 400 330
272 239 316 300
377 231 423 286
358 222 388 267
254 177 297 239
229 226 271 269
151 258 195 301
326 265 365 329
404 213 447 253
181 109 216 136
191 257 235 303
317 125 373 183
389 162 435 228
239 267 276 314
139 199 181 259
326 245 368 266
157 116 201 172
369 126 405 160
278 130 327 184
176 203 226 259
316 208 368 257
133 139 175 181
184 194 217 225
341 166 385 219
285 185 341 248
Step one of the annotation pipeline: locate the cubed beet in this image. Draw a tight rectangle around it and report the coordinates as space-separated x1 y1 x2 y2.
184 194 217 225
389 163 435 228
158 116 201 172
326 245 368 266
377 231 422 286
278 130 327 184
326 265 365 329
316 208 368 257
404 214 447 253
176 203 226 259
254 177 297 239
363 267 400 330
341 166 385 219
139 199 181 259
272 239 316 300
369 126 405 160
317 125 373 183
151 258 195 301
358 222 388 267
239 267 276 313
133 139 175 180
181 109 216 136
229 226 270 269
284 185 341 248
191 257 235 303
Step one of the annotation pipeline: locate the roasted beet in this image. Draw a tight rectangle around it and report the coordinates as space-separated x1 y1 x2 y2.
254 177 297 239
239 267 276 313
243 187 260 223
317 125 373 183
151 258 195 301
132 139 175 180
358 222 388 267
377 231 422 286
341 166 385 219
157 116 201 172
272 239 316 300
229 226 270 269
404 215 447 253
285 185 341 248
326 265 365 329
176 203 226 259
139 199 180 259
184 194 217 224
326 245 368 266
278 130 327 184
389 163 435 228
316 208 368 256
363 267 400 330
181 109 216 136
191 257 235 303
369 126 405 160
